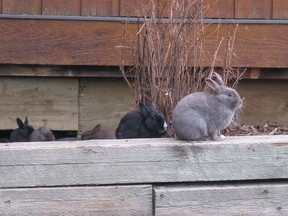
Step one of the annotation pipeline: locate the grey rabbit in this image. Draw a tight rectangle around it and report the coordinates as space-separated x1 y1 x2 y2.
29 127 55 142
81 124 115 140
116 102 168 139
172 72 242 141
9 117 34 142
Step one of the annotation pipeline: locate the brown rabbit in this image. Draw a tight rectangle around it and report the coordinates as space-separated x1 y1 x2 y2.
81 124 115 140
29 127 55 142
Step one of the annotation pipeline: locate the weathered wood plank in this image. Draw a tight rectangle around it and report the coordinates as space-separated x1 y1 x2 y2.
0 19 123 66
154 183 288 216
1 185 152 215
0 19 287 68
204 0 234 18
2 0 41 15
120 0 150 17
237 79 288 126
79 78 133 134
273 0 288 19
0 135 287 188
235 0 272 19
0 77 78 130
42 0 81 15
82 0 120 16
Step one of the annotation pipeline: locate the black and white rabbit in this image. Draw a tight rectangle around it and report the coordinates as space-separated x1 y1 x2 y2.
81 124 115 140
29 127 55 142
172 72 242 141
116 102 168 139
9 117 34 142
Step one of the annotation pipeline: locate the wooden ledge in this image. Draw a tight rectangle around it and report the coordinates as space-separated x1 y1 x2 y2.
1 135 288 188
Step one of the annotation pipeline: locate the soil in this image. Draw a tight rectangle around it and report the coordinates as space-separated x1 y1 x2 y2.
223 123 288 136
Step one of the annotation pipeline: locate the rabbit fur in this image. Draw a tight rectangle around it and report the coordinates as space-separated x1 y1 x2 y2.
29 127 55 142
172 72 242 141
81 124 115 140
9 117 34 142
116 102 168 139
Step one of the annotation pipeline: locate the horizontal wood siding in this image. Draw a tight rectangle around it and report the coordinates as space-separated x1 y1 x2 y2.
237 80 288 126
235 0 272 19
0 19 287 68
1 185 152 215
0 135 287 188
154 183 288 215
0 77 78 131
42 0 81 16
78 78 133 134
273 0 288 19
2 0 41 15
120 0 150 17
81 0 120 16
0 0 287 19
204 0 234 18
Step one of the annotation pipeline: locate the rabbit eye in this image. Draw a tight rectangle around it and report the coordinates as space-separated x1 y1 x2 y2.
228 93 233 97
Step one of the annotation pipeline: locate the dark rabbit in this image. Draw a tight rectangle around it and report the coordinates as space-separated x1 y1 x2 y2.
172 72 242 141
116 103 168 139
81 124 115 140
29 127 55 142
9 117 34 142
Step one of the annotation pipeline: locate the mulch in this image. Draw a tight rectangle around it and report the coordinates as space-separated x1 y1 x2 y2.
223 123 288 136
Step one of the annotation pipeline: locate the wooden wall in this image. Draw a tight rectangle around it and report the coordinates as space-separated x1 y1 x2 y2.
1 135 288 214
0 20 287 68
1 77 287 133
0 0 287 132
0 0 287 19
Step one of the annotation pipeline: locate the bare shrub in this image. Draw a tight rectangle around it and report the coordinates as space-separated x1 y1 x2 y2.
119 0 242 136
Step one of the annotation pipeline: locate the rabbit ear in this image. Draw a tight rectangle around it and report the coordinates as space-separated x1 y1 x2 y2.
139 103 154 117
205 78 221 93
16 118 24 128
212 72 225 86
24 117 28 124
93 124 101 132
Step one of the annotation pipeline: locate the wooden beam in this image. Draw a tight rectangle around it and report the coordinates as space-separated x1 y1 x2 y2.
78 78 133 134
273 0 288 19
235 0 272 19
2 0 41 15
0 135 288 188
1 185 152 215
204 0 234 18
237 79 288 126
154 183 288 215
42 0 81 15
0 19 287 68
0 77 78 130
81 0 120 16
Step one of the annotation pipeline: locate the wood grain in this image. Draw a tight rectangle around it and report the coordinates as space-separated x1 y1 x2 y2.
0 19 287 68
154 183 288 215
235 0 272 19
1 185 152 215
120 0 150 17
82 0 120 16
2 0 41 14
273 0 288 19
237 79 288 126
0 19 123 66
0 77 78 130
0 135 288 188
42 0 81 15
204 0 234 18
79 78 133 134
